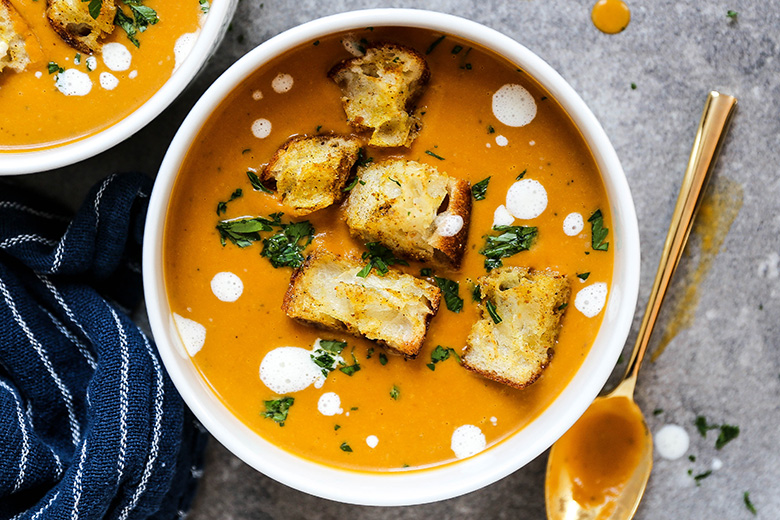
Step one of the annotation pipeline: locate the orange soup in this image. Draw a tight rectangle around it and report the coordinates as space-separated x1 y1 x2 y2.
0 0 205 151
164 27 614 471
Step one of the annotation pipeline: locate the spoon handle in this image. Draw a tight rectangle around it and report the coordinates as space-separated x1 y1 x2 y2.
619 91 738 395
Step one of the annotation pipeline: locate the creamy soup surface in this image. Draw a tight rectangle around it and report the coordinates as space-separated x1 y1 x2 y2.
0 0 205 151
164 27 614 472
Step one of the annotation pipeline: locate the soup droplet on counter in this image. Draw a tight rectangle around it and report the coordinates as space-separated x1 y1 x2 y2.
592 0 631 34
654 424 689 460
172 313 206 356
451 425 486 459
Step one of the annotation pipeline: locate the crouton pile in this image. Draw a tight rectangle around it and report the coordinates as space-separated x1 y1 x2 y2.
0 0 41 73
254 40 570 386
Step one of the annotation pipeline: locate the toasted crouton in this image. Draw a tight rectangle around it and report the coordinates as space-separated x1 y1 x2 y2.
328 43 430 148
463 267 571 389
261 135 362 216
344 158 471 267
47 0 116 54
282 249 441 358
0 0 42 73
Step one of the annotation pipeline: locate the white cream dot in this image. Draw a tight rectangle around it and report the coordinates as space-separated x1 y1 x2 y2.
129 70 138 79
434 214 464 237
271 73 293 93
505 179 548 220
493 205 515 227
172 313 206 356
655 424 690 460
712 458 723 471
99 72 119 90
252 89 263 100
210 272 243 302
35 71 42 78
85 56 97 71
492 84 537 127
251 118 272 139
317 392 343 416
563 212 584 236
574 282 608 317
259 347 322 394
495 135 508 146
102 42 132 72
486 143 492 148
366 435 379 448
529 140 536 146
490 416 498 426
54 69 92 96
451 425 486 459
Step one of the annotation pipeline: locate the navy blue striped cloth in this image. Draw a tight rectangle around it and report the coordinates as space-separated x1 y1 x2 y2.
0 173 207 520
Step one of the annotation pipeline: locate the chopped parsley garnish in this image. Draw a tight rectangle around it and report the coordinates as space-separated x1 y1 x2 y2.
261 220 315 268
216 214 279 247
653 408 664 415
379 353 388 366
693 470 712 485
388 177 402 187
199 0 210 14
339 352 361 376
334 424 341 430
434 277 464 313
355 148 374 167
688 454 696 462
247 170 273 193
577 272 591 280
485 300 502 324
114 0 159 48
426 345 461 371
744 491 757 515
311 339 347 377
695 415 720 436
471 283 481 302
342 177 360 192
340 442 353 452
516 169 527 180
74 53 82 64
460 63 473 70
479 225 537 271
589 209 610 251
425 35 445 54
87 0 102 19
313 40 320 46
451 45 463 54
48 62 64 74
216 188 242 215
557 302 568 311
261 396 294 426
420 267 433 277
425 150 445 160
715 424 740 449
366 347 374 359
357 242 408 278
726 9 738 19
487 125 495 134
471 176 491 201
631 82 637 90
390 385 400 400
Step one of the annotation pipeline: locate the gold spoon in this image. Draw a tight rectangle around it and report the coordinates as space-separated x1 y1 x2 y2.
545 90 738 520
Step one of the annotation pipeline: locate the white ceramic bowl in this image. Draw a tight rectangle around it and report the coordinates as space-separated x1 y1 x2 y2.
0 0 238 176
144 8 640 507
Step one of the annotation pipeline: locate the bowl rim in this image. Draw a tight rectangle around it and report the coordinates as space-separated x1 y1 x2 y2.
0 0 238 176
143 7 640 506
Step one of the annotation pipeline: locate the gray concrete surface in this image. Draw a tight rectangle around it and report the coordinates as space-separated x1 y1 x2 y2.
9 0 780 518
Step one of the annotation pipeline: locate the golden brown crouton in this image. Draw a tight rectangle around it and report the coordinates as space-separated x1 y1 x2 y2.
47 0 116 54
462 267 571 389
328 43 430 148
343 158 471 267
0 0 42 73
261 135 362 216
282 249 441 358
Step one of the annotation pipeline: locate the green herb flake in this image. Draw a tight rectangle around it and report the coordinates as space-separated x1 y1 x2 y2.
216 188 243 215
355 147 374 167
340 442 353 452
485 300 502 324
199 0 209 13
366 347 374 359
261 396 294 426
47 62 64 74
74 53 82 64
425 150 445 160
631 82 637 90
313 40 320 46
688 454 696 462
693 470 712 485
260 220 315 268
516 169 527 180
357 242 409 278
247 170 273 193
334 424 341 430
434 277 464 313
388 177 402 187
114 0 159 48
577 272 591 281
216 214 279 247
479 225 537 271
653 408 664 416
715 424 739 450
744 491 757 515
427 345 461 371
727 10 738 19
339 352 361 376
695 415 719 437
390 385 400 400
471 176 491 201
379 352 388 366
87 0 102 19
557 302 568 311
588 209 610 251
319 339 347 354
471 283 481 302
451 44 463 54
487 125 495 134
425 35 445 54
420 267 433 277
343 177 360 192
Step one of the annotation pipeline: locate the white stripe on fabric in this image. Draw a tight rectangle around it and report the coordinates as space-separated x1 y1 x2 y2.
0 278 81 447
109 306 129 485
0 234 57 249
31 490 60 520
37 274 92 352
0 380 29 493
51 224 70 274
118 332 165 520
0 200 70 221
41 307 97 370
93 173 116 231
70 438 88 520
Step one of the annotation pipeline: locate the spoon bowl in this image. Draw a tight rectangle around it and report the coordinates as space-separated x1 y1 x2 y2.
545 90 738 520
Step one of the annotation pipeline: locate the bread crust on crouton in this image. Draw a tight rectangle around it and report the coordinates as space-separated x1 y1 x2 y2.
328 42 430 148
343 158 471 267
47 0 116 54
462 267 571 389
0 0 42 73
262 134 362 216
282 249 441 358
